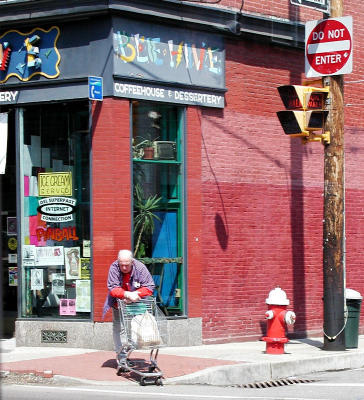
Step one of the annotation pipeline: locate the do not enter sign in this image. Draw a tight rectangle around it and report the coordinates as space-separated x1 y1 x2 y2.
305 16 353 78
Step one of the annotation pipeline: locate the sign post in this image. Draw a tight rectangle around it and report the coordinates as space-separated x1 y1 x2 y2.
305 16 353 78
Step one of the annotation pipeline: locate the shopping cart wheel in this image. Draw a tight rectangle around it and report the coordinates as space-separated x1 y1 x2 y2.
140 377 146 386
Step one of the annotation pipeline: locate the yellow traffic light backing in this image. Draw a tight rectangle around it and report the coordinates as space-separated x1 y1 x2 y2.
277 85 329 110
277 110 328 135
276 85 330 144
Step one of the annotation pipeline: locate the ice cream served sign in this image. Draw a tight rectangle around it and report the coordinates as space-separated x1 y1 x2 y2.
38 172 72 196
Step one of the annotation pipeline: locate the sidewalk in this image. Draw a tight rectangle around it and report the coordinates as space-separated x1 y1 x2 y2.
1 336 364 386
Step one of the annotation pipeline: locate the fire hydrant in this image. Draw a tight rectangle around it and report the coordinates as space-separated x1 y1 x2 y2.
262 287 296 354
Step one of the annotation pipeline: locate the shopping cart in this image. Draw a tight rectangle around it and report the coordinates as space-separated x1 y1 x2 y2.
116 297 167 385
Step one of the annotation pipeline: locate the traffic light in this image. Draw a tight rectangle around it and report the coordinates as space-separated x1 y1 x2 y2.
276 85 329 141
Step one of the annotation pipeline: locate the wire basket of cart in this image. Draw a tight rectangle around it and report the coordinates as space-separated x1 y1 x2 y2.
116 297 167 385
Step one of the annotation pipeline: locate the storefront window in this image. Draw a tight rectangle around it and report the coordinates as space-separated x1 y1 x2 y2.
132 101 184 316
19 102 91 319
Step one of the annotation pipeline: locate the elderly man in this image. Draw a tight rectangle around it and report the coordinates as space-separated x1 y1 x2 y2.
103 249 155 364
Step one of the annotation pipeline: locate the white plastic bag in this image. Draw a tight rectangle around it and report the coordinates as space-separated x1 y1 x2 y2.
131 311 161 347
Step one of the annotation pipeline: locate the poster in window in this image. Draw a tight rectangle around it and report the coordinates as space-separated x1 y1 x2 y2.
59 299 76 316
7 217 17 235
31 268 44 290
83 240 91 257
8 267 18 286
51 273 65 295
76 279 91 312
35 246 64 266
8 253 17 263
80 258 90 279
23 244 36 266
65 247 81 279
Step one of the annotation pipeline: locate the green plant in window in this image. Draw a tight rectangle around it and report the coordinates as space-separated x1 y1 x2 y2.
133 183 162 258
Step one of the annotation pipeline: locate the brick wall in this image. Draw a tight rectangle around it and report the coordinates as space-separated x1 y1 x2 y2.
90 3 364 340
200 31 364 342
186 107 203 318
200 0 325 22
92 98 131 322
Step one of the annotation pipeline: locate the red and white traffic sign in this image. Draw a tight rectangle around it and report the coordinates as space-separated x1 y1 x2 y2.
305 16 353 78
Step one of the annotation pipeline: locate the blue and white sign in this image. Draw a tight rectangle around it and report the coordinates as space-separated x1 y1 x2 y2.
88 76 103 101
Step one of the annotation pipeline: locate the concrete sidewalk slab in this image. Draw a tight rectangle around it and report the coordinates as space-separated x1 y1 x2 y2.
1 336 364 386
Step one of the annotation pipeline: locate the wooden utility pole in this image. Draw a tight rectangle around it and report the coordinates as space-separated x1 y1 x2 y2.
322 0 346 351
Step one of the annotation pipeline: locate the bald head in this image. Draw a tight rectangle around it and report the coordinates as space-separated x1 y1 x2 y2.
118 249 133 261
117 250 133 273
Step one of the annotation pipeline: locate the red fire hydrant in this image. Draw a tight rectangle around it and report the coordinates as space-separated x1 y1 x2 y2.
262 287 296 354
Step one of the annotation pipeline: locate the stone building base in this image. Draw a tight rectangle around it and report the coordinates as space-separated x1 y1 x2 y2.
15 318 202 349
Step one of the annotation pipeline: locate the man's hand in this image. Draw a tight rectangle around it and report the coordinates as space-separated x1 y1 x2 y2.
123 291 140 302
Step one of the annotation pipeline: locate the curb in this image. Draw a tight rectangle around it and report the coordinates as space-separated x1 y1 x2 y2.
53 375 135 386
1 369 54 379
164 351 364 386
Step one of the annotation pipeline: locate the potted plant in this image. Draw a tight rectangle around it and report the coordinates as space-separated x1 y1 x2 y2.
141 139 155 159
133 183 162 258
132 136 158 160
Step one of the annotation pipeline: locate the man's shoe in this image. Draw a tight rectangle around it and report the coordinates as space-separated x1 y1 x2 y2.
116 352 127 366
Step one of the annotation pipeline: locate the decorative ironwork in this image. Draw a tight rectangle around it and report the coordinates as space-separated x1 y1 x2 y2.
41 330 67 343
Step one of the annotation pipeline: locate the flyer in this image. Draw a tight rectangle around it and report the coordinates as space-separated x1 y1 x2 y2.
23 244 36 266
31 268 44 290
59 299 76 316
8 253 17 263
80 258 91 279
7 217 17 235
65 247 81 279
83 240 91 257
51 273 65 295
8 267 18 286
35 246 64 266
75 279 91 312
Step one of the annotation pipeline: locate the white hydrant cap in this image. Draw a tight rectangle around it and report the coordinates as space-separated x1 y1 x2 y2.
266 287 290 305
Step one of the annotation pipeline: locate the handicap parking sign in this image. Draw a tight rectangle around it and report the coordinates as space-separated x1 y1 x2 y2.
88 76 103 101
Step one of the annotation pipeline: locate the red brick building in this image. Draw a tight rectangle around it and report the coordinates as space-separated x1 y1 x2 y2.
1 0 362 347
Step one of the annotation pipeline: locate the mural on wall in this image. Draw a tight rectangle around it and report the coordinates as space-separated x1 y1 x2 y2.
0 26 60 83
113 18 225 90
